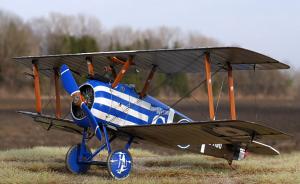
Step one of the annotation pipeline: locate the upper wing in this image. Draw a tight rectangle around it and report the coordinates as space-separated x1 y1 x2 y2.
18 111 84 135
118 120 290 147
14 47 289 77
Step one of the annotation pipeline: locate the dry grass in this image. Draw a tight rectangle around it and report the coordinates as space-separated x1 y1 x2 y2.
0 147 299 184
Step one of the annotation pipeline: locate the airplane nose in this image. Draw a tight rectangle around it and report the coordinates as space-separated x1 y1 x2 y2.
60 64 102 141
71 84 95 120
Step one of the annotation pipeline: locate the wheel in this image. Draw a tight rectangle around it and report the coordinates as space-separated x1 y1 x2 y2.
107 149 133 180
65 144 92 174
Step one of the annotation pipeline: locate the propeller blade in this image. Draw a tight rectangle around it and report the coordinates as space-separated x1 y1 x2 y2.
60 64 79 95
60 64 102 141
81 103 102 140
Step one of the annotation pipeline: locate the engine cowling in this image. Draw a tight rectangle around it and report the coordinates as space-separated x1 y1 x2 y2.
71 84 94 127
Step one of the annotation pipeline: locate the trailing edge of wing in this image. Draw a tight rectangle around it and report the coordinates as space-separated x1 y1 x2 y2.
118 120 290 147
14 47 289 77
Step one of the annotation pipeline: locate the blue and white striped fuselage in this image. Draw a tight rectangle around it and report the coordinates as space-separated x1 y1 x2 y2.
72 80 192 128
71 80 243 160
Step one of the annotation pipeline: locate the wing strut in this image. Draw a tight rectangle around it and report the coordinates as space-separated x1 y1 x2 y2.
32 60 42 114
227 63 237 120
86 57 95 76
140 65 157 98
204 52 215 120
110 56 126 65
54 68 61 118
111 56 133 88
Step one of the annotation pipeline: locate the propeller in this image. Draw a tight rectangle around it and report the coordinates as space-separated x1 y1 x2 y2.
60 64 102 141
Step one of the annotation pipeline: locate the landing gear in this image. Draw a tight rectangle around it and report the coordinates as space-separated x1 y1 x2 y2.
107 149 133 180
227 159 236 170
65 127 134 179
65 144 92 174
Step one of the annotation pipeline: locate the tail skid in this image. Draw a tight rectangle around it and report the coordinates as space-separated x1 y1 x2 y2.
228 140 279 167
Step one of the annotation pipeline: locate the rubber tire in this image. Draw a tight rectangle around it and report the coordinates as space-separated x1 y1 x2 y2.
65 144 91 174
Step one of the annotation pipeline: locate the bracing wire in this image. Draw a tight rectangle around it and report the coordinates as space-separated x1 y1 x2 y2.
170 68 222 108
42 74 54 112
149 53 205 96
214 74 225 119
148 73 171 95
253 64 258 120
149 67 222 123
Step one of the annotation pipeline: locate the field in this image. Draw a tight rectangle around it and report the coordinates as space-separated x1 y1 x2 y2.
0 98 299 183
0 147 299 184
0 98 299 150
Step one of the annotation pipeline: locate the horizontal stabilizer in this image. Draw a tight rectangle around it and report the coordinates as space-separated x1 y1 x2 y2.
247 140 280 155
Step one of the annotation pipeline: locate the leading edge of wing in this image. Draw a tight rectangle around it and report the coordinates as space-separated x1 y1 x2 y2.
13 47 289 71
118 119 291 146
12 47 237 59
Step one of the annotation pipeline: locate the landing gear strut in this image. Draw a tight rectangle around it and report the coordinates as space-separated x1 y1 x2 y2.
65 144 92 174
227 159 236 170
65 127 134 179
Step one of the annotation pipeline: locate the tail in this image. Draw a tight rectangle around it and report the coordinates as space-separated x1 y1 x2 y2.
230 141 279 164
246 140 280 155
226 141 279 167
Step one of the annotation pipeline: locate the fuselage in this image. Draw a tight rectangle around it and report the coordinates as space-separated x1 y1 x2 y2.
71 79 192 128
70 79 244 161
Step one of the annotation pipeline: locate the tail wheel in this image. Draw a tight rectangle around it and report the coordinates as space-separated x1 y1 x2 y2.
65 144 92 174
107 149 133 180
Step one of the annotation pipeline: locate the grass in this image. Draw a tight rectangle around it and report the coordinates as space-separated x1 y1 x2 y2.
0 147 299 184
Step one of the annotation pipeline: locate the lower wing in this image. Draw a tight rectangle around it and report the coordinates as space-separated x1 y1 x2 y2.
18 111 84 135
18 111 289 155
118 120 290 147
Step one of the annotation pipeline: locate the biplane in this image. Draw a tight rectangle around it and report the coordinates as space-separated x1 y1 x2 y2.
14 47 290 180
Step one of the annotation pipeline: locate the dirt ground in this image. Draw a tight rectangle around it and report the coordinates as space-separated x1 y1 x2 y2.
0 98 299 152
0 147 299 184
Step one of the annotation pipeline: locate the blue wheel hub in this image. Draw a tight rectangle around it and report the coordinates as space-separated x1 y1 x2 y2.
65 144 91 174
107 149 132 180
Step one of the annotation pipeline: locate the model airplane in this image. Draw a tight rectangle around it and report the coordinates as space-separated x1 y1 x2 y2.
14 47 290 180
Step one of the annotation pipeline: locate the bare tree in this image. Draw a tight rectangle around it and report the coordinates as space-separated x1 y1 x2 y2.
0 9 296 98
0 10 39 90
184 32 220 48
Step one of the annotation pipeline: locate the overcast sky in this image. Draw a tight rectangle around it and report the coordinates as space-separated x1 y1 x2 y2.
1 0 299 70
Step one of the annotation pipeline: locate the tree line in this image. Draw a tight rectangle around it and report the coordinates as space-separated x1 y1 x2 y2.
0 10 297 99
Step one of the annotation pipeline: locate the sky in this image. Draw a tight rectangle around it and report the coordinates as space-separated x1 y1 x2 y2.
1 0 300 70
